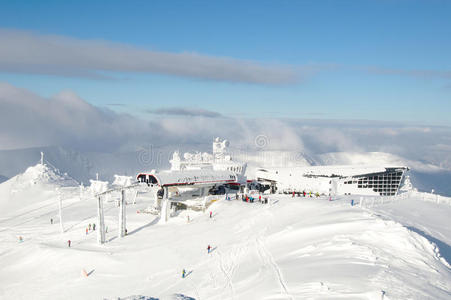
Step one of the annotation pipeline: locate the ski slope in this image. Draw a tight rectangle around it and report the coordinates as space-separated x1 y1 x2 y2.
0 167 450 299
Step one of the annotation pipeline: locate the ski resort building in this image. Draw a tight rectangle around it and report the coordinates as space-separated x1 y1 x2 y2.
256 165 409 196
135 138 248 222
137 137 247 185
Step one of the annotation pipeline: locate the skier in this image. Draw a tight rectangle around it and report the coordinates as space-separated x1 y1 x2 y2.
68 240 71 247
85 228 88 235
88 223 91 230
292 191 295 198
207 244 211 254
18 236 23 243
187 215 190 223
92 223 96 231
50 218 53 225
209 211 212 218
259 195 262 202
182 269 186 278
125 229 128 235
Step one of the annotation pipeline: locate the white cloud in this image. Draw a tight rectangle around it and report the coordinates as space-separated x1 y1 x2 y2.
1 82 451 172
147 107 223 118
0 29 302 85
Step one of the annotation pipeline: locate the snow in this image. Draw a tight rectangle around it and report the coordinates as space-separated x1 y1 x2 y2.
369 196 451 266
0 167 450 299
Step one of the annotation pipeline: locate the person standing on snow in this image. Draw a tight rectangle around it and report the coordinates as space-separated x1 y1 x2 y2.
182 269 186 278
50 218 53 225
209 211 212 218
207 245 211 254
85 228 88 235
88 223 91 231
67 240 71 247
92 223 96 231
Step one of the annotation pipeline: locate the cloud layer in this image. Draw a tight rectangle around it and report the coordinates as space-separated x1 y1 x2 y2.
0 29 300 85
1 81 451 173
147 107 223 118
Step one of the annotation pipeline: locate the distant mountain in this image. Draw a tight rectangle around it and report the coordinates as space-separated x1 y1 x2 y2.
0 145 173 185
0 175 8 183
1 146 451 197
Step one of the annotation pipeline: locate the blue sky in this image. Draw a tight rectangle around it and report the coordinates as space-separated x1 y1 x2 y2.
0 0 450 124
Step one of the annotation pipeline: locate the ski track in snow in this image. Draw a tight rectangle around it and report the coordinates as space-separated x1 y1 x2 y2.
256 236 293 300
215 248 236 299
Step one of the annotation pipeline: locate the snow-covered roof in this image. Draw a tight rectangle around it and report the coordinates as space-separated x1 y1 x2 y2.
300 165 408 177
138 169 239 187
257 165 408 179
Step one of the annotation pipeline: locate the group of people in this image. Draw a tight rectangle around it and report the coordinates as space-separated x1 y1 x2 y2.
240 193 269 204
85 223 96 235
291 191 321 198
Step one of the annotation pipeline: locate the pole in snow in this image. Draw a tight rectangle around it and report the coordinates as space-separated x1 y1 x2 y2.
133 189 138 205
118 189 126 238
79 183 83 200
159 187 170 224
58 191 64 233
97 196 106 244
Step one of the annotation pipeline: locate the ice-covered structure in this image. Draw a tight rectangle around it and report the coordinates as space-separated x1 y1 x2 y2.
169 137 246 175
88 179 108 195
256 165 409 196
112 175 133 187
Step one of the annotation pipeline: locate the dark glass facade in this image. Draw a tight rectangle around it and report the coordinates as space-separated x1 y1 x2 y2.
344 169 404 196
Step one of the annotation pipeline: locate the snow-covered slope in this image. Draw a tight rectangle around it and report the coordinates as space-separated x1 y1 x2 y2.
237 150 315 178
0 182 450 299
0 163 78 214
